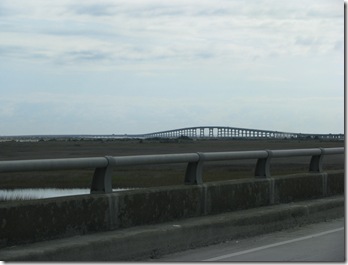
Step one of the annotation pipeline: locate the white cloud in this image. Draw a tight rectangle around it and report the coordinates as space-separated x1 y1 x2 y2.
0 0 344 135
0 0 343 70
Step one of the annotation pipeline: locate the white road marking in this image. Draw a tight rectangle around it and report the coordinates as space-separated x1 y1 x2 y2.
203 227 344 261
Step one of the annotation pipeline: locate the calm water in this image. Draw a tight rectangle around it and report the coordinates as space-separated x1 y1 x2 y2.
0 188 129 201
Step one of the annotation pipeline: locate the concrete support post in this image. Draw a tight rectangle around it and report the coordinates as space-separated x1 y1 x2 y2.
185 153 204 185
90 156 113 194
200 128 204 137
309 148 324 173
255 150 272 178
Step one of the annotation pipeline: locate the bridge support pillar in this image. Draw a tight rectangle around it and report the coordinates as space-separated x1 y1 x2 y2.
200 128 204 137
90 156 113 194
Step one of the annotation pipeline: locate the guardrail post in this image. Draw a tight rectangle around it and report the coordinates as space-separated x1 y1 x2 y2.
254 150 272 178
90 156 113 194
309 148 324 173
185 152 203 184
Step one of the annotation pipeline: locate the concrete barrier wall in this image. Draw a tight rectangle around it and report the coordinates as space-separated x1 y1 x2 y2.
273 174 324 203
0 170 344 248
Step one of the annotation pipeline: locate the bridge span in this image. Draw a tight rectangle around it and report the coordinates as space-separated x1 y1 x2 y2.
0 126 343 142
135 126 344 140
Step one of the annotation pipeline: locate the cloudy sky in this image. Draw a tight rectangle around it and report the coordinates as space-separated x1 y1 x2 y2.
0 0 344 135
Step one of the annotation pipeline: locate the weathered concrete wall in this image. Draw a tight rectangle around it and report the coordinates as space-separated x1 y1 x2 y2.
204 178 270 214
0 195 111 247
326 170 345 195
0 170 344 248
273 173 325 203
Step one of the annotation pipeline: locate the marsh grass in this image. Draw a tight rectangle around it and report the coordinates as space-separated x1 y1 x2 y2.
0 139 344 189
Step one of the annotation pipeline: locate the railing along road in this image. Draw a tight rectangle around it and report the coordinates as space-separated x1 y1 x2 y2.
0 147 343 194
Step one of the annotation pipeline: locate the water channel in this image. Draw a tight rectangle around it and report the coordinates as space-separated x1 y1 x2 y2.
0 188 129 201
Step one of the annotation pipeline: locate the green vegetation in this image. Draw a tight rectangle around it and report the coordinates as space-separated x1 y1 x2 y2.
0 138 344 189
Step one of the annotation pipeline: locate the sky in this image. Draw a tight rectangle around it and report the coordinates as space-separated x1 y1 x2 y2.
0 0 344 135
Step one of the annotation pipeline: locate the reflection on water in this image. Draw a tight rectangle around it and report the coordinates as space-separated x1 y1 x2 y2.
0 188 128 201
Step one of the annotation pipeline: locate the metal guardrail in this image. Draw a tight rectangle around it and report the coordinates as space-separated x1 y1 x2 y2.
0 147 344 194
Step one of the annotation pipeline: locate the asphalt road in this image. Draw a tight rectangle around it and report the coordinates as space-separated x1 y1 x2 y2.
154 217 345 262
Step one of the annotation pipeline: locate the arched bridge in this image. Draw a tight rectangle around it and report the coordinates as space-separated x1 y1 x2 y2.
136 126 344 140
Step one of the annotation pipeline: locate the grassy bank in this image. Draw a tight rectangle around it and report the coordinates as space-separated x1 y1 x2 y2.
0 138 344 189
